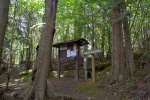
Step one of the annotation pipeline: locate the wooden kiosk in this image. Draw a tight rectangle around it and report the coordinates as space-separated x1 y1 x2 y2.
53 38 88 80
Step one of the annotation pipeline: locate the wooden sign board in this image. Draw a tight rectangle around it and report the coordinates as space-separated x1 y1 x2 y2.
83 48 103 55
59 44 77 59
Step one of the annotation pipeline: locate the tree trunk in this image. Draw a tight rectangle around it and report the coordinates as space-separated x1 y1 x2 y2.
107 29 111 60
6 0 17 91
101 29 105 61
123 18 135 73
0 0 10 66
110 0 126 84
122 1 135 74
24 0 58 99
25 48 31 70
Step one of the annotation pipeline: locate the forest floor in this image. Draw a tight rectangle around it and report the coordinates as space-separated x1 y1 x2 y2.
0 65 150 100
47 70 150 100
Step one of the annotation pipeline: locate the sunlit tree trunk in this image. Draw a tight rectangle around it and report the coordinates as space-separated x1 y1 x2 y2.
6 0 17 91
25 16 34 70
24 0 58 99
110 0 126 83
0 0 10 66
101 29 105 61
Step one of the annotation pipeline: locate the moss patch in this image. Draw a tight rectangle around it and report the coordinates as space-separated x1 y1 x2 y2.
134 70 144 78
96 66 111 79
0 76 6 84
75 82 108 98
76 82 99 97
19 70 32 82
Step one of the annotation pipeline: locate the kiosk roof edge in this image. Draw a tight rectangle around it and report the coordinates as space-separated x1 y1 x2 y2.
53 38 89 48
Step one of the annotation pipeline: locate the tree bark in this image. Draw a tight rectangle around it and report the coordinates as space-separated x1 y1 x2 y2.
123 17 135 71
6 0 17 91
107 29 111 60
121 0 135 79
23 0 58 100
0 0 10 66
110 0 126 83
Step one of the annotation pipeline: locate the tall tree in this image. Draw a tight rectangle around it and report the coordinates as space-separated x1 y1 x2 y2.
0 0 10 66
24 0 58 99
121 0 135 77
6 0 17 91
110 0 126 83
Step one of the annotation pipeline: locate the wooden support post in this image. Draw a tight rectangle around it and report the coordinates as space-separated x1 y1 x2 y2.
57 48 61 79
75 46 79 80
91 54 95 83
84 56 88 80
57 60 61 79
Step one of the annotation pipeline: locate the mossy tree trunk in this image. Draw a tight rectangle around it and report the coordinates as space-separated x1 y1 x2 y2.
23 0 58 100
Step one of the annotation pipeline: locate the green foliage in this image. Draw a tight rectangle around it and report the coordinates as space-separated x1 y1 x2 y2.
76 83 100 97
126 80 134 90
19 70 32 82
19 69 32 76
76 82 108 98
20 75 30 82
148 71 150 75
118 88 124 93
4 0 44 64
54 0 112 50
50 94 76 100
96 66 111 79
0 76 6 84
134 70 144 78
146 53 150 58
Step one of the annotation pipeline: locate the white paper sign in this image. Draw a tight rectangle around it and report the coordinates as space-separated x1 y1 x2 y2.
67 49 77 57
73 49 76 56
67 49 71 57
70 51 74 56
84 58 86 62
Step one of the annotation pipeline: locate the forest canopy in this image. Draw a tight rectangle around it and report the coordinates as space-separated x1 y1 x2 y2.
2 0 150 64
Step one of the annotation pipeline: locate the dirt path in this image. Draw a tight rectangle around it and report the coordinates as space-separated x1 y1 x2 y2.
0 67 27 100
48 77 98 100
